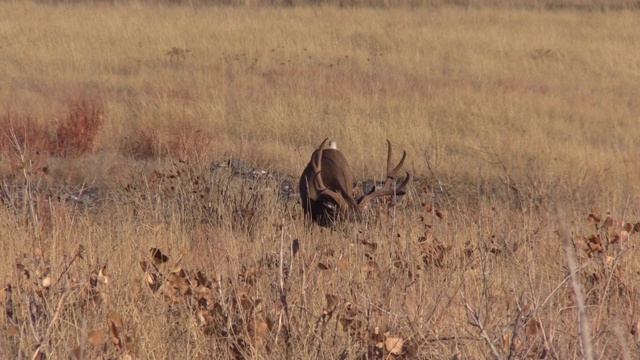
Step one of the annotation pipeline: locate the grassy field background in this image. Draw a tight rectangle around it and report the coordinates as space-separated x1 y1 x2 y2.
1 1 640 359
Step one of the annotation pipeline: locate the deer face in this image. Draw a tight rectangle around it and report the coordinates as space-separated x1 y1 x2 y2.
299 138 411 227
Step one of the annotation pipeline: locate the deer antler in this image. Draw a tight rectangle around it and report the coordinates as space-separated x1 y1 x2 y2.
311 138 350 210
357 140 411 209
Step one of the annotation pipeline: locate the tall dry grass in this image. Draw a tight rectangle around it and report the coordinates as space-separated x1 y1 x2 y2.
1 1 639 359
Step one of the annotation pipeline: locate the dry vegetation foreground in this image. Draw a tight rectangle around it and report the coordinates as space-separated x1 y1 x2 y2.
1 2 640 359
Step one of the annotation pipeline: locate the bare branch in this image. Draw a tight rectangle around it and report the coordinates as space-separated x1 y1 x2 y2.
557 205 594 360
464 300 504 360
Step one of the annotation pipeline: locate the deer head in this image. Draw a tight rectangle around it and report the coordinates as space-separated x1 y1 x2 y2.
299 138 411 226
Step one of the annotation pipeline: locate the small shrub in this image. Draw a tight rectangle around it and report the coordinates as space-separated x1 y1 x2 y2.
0 110 54 161
120 126 164 160
165 124 213 165
54 101 105 157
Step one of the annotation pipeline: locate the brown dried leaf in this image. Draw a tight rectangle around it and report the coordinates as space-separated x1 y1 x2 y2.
151 247 169 265
502 330 511 354
146 272 159 288
604 216 614 229
107 312 123 329
160 282 179 302
169 274 191 295
87 330 105 346
632 319 639 343
253 315 272 338
384 336 404 355
7 325 18 337
620 230 629 242
98 264 109 285
360 238 378 252
68 346 83 360
326 294 339 309
338 256 349 271
107 312 123 348
371 325 385 342
588 234 601 244
170 263 184 275
139 260 149 272
317 262 329 270
240 296 253 312
587 241 602 253
419 180 430 192
587 213 601 224
195 271 210 288
604 256 616 266
611 230 629 244
16 263 30 280
362 261 379 273
195 286 215 308
41 276 51 289
123 334 135 352
197 309 212 325
339 316 353 330
344 302 358 317
525 318 540 336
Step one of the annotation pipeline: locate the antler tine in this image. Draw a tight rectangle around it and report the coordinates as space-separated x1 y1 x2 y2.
387 140 407 178
395 170 411 194
357 141 411 209
389 150 409 194
317 138 329 151
310 138 329 191
385 140 393 178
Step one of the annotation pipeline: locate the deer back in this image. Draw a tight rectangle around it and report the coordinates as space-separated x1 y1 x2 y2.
299 148 355 203
299 138 410 227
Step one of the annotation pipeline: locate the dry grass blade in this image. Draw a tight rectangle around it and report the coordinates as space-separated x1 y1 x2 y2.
464 299 504 360
557 205 594 360
35 289 71 357
1 2 640 358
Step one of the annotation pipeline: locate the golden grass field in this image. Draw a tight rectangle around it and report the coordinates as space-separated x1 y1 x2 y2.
1 1 640 359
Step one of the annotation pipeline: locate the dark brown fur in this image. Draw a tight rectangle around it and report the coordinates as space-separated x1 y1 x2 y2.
299 148 358 226
299 138 411 227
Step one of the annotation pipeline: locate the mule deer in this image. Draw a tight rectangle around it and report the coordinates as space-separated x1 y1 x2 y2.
299 138 411 226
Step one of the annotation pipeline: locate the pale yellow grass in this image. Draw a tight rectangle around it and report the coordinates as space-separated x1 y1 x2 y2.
1 2 640 359
2 3 639 182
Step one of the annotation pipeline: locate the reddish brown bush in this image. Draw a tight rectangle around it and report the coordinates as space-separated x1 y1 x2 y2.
54 101 105 157
120 122 212 162
0 110 53 161
165 124 213 164
120 126 163 160
1 100 105 162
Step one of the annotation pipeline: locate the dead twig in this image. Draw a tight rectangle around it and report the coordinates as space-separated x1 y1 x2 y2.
557 205 594 360
464 299 504 360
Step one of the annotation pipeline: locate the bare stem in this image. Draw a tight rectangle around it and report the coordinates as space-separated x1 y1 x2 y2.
557 206 594 360
464 299 504 360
